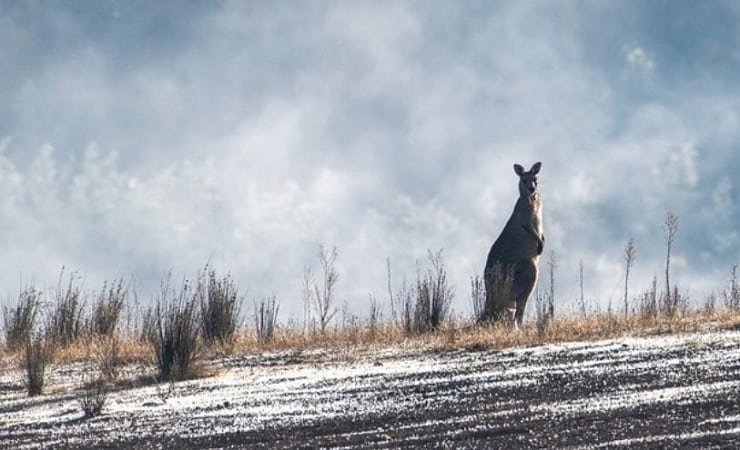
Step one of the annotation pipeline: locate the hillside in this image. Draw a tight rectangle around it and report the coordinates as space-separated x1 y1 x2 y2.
2 328 739 448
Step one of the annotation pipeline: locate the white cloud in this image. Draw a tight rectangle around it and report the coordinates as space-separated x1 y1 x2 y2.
666 142 699 187
626 47 655 73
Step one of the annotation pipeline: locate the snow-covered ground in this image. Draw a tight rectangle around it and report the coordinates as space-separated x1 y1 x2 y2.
2 330 740 448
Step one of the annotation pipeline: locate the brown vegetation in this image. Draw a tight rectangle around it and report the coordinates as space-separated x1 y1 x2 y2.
4 306 735 369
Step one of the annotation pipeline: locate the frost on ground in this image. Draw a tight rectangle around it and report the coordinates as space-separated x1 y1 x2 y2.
1 330 740 449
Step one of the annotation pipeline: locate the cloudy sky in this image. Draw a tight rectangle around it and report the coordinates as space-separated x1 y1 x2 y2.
1 1 738 320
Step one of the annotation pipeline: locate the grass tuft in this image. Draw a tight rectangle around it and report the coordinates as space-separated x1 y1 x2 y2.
89 279 127 337
22 334 54 397
46 270 85 346
198 267 241 346
3 288 40 352
147 277 201 382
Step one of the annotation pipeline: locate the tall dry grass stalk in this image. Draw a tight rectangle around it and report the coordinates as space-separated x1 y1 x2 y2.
624 238 636 317
254 296 279 344
724 265 739 310
663 211 679 300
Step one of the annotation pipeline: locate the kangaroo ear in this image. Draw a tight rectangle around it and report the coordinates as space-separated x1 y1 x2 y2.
530 162 542 174
514 164 525 176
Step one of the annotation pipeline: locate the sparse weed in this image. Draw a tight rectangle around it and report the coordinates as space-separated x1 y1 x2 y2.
155 377 176 404
404 250 453 336
3 288 41 352
78 377 108 418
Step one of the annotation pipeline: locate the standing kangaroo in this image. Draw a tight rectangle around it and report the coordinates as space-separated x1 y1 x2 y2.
483 162 544 326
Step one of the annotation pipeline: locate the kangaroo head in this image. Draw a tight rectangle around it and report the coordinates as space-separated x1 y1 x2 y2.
514 162 541 198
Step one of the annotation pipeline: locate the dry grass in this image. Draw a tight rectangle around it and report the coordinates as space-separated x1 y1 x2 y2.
431 308 740 352
52 335 151 366
213 307 740 357
4 308 740 369
221 322 407 355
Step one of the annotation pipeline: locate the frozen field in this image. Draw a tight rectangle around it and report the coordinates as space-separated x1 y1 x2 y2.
2 329 740 448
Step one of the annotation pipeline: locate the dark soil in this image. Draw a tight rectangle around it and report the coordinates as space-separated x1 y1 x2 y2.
2 332 739 449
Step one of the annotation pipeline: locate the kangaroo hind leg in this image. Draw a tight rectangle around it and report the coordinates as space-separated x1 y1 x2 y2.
512 259 538 327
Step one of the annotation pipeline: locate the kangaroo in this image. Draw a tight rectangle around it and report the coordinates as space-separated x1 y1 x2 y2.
483 162 544 326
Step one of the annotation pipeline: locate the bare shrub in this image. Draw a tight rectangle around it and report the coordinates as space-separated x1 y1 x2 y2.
470 275 485 322
386 258 413 331
303 246 339 334
89 279 127 337
79 377 108 418
147 277 201 382
197 267 242 345
406 250 454 335
660 285 688 319
23 333 54 396
47 271 85 346
254 296 279 344
639 277 659 319
399 282 414 336
723 264 739 310
3 287 41 352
